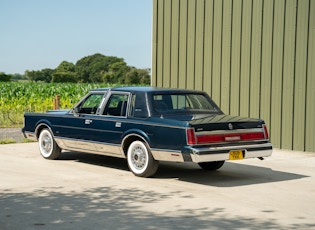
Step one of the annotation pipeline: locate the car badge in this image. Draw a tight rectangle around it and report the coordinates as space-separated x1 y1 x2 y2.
228 123 233 130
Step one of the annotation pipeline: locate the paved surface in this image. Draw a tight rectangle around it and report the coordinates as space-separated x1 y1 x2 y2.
0 143 315 230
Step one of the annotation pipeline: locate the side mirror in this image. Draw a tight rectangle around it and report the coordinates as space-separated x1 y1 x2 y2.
73 107 80 117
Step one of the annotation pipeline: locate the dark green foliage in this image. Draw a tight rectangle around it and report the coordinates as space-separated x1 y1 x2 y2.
52 61 77 83
3 53 150 84
25 69 54 82
52 72 77 83
0 72 11 82
10 73 28 81
75 53 126 83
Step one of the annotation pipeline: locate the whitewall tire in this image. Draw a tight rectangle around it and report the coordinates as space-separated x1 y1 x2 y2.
127 140 159 177
38 128 61 160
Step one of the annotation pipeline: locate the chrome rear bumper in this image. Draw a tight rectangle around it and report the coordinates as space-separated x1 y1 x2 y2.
187 142 273 163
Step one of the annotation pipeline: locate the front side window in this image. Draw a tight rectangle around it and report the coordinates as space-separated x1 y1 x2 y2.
77 93 104 114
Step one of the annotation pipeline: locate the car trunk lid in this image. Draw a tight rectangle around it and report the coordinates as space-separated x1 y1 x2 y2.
184 114 269 145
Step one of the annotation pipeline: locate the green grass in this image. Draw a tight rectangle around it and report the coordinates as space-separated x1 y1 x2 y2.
0 138 16 144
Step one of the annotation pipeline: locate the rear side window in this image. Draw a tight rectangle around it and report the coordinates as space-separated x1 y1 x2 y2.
103 93 129 117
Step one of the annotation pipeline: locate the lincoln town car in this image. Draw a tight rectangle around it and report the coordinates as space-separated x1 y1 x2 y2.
22 87 272 177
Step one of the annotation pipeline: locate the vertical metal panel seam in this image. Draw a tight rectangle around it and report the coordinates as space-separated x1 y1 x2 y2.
304 0 311 150
205 0 206 90
202 0 206 91
185 0 189 89
160 0 165 86
259 0 264 118
280 0 287 149
210 0 215 98
170 0 173 88
292 0 298 149
248 0 254 117
220 0 224 105
229 0 234 114
152 0 157 86
238 0 243 115
194 0 197 89
269 0 275 139
161 0 164 87
177 0 181 88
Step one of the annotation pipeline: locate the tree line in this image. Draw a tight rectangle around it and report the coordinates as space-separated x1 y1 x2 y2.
0 53 150 84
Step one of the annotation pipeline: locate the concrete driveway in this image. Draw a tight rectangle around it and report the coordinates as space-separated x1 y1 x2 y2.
1 143 314 229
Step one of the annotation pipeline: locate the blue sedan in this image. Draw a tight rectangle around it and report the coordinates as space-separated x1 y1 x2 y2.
22 87 272 177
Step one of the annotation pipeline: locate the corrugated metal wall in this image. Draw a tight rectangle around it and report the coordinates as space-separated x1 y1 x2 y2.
152 0 315 152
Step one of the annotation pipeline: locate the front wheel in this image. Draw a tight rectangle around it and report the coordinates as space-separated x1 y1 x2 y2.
38 128 61 160
127 140 159 177
198 161 225 171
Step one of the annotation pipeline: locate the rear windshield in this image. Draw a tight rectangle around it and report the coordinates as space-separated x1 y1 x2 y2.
153 93 217 113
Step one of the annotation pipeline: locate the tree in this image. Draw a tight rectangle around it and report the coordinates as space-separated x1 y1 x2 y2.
102 61 130 83
25 69 53 82
55 61 75 72
75 53 125 83
21 53 151 84
52 72 77 83
125 68 150 84
0 72 11 81
40 68 54 82
52 61 77 82
10 73 28 81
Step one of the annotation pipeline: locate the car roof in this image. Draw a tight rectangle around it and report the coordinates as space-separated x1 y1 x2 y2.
91 86 205 94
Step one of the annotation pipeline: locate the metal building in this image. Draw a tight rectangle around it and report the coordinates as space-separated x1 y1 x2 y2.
151 0 315 152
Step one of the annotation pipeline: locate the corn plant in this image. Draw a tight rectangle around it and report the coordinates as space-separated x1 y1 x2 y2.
0 82 116 127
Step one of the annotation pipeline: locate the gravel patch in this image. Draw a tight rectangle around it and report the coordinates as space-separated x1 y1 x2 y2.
0 128 25 143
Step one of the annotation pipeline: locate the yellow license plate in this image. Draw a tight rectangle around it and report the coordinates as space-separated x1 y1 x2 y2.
229 150 244 160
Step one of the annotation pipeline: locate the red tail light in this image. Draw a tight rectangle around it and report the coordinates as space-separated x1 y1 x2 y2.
186 128 197 145
187 126 269 145
263 124 269 140
196 132 265 144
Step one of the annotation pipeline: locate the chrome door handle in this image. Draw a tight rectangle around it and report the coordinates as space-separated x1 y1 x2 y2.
85 119 92 125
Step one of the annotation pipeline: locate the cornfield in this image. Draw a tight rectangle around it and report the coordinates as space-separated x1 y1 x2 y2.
0 82 116 127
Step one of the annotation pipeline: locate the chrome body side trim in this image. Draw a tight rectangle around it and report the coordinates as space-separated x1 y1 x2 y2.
151 149 184 162
23 131 37 141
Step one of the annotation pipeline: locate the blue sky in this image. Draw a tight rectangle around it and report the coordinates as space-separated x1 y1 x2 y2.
0 0 152 74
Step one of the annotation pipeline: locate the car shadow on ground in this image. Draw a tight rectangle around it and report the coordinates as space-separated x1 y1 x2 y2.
155 161 308 187
2 185 314 230
58 151 308 187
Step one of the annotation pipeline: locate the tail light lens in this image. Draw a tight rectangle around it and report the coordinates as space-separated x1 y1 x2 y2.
186 128 197 145
263 124 269 140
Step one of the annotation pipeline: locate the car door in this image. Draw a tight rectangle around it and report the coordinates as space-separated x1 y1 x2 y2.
91 92 130 153
55 92 106 152
55 90 130 156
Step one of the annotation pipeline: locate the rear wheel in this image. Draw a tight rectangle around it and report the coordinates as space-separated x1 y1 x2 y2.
198 161 225 171
38 128 61 160
127 140 159 177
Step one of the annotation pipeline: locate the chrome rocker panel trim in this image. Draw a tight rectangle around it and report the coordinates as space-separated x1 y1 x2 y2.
55 137 125 158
